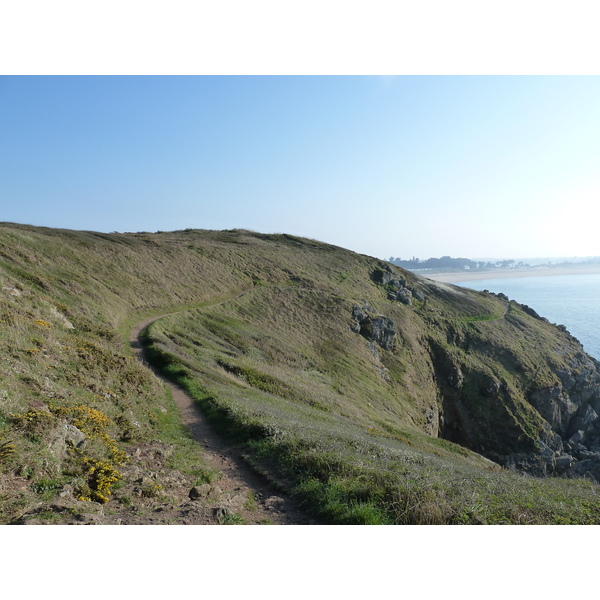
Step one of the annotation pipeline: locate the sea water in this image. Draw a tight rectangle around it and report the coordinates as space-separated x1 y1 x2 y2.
455 273 600 361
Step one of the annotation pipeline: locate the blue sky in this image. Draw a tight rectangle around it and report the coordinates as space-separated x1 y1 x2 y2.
2 75 600 260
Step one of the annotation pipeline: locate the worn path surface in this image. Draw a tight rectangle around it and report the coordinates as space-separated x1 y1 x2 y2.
129 311 317 525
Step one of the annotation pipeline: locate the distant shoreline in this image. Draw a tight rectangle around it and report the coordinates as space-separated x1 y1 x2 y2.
419 265 600 283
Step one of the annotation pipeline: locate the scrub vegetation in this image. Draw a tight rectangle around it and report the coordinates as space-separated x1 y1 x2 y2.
2 222 600 524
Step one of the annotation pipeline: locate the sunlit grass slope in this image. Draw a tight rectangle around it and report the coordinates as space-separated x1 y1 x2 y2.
143 276 600 524
2 222 600 523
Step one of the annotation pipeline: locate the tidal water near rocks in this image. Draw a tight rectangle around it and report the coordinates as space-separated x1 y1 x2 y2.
456 273 600 360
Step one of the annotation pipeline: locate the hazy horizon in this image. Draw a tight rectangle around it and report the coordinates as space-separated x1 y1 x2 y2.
2 76 599 261
4 217 600 265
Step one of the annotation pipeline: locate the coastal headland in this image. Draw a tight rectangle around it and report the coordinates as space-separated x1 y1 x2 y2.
5 223 600 524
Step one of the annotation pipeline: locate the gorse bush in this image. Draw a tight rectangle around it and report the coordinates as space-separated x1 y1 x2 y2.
76 455 122 504
0 438 15 463
10 403 127 504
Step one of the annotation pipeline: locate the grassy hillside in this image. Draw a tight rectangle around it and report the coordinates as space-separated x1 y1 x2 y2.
2 222 600 524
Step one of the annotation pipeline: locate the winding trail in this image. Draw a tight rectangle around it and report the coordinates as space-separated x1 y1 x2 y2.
129 299 316 525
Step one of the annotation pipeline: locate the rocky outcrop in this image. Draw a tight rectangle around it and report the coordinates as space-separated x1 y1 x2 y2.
389 287 413 305
369 267 600 484
48 421 87 460
371 267 402 287
351 303 396 351
429 341 464 390
371 266 425 305
528 386 578 437
370 316 397 351
428 324 600 480
2 286 22 297
49 305 75 329
519 303 547 321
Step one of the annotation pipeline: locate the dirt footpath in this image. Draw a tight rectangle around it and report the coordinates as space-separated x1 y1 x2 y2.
15 308 317 524
125 315 316 525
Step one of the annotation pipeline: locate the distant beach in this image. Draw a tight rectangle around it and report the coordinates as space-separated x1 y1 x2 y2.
420 265 600 283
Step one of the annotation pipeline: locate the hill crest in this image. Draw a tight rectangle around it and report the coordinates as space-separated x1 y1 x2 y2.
2 223 600 524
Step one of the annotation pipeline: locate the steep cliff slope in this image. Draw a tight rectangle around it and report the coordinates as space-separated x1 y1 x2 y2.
2 223 600 524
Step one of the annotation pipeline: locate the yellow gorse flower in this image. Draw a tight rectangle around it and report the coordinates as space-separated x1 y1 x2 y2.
77 457 122 504
33 319 52 328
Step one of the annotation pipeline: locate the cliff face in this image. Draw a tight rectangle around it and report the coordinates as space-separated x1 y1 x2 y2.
403 272 600 478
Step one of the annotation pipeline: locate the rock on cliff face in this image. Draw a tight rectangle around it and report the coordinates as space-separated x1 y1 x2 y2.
351 303 396 351
521 349 600 477
371 266 426 305
425 303 600 481
351 266 600 483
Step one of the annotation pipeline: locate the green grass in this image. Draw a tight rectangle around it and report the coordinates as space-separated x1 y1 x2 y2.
142 294 600 524
2 222 600 524
216 511 246 525
462 313 504 323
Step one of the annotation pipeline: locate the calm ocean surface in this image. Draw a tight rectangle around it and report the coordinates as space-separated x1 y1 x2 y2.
455 273 600 360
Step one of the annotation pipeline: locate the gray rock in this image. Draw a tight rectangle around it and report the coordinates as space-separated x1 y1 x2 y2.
386 285 414 305
2 286 22 297
189 484 213 500
48 421 87 459
388 278 407 289
519 304 543 320
370 316 396 351
569 430 586 445
445 363 464 389
503 450 554 476
49 305 74 329
351 304 368 322
554 454 575 470
528 386 578 435
372 269 395 285
225 492 248 509
351 305 396 351
569 455 600 482
549 432 564 454
411 288 425 302
576 450 600 460
431 343 464 389
395 289 413 305
481 376 501 396
537 429 564 455
264 495 286 510
423 404 440 437
214 506 232 521
64 424 87 448
537 441 555 462
568 404 598 436
372 267 423 305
